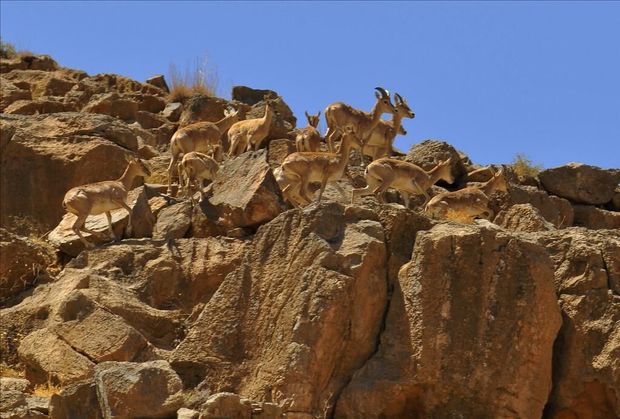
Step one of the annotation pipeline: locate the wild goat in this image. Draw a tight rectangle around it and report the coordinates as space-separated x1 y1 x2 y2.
228 99 275 156
179 151 219 203
167 107 240 194
362 93 415 161
295 111 322 152
62 157 151 249
279 132 362 208
425 169 509 223
324 87 396 154
351 158 454 208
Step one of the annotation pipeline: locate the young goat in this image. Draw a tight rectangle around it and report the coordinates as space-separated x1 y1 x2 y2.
279 132 362 207
167 107 240 194
425 169 509 223
178 151 219 203
295 111 322 152
62 157 151 249
351 158 454 208
228 99 275 156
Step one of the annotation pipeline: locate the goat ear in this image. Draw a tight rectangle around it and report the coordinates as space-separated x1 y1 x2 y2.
305 111 310 118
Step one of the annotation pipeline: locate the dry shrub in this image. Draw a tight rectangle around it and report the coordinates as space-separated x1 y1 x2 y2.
0 363 25 378
0 38 17 59
511 153 543 179
33 380 63 397
168 55 218 103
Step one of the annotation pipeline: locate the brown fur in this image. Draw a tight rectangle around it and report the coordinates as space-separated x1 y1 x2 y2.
179 151 219 203
363 93 415 161
352 157 454 208
295 111 322 152
228 101 274 156
62 158 151 248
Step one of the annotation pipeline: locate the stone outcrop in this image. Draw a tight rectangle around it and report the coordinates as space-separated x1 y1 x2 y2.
572 204 620 230
336 223 562 418
405 139 469 186
495 203 556 232
539 163 620 205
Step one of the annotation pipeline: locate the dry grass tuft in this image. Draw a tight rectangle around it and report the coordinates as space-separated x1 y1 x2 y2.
511 153 543 179
0 38 16 58
33 380 63 397
168 55 218 103
0 364 25 378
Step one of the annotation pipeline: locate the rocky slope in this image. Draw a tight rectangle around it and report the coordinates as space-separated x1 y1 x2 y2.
1 53 619 419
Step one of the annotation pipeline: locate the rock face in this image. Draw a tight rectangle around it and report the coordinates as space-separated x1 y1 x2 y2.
1 113 139 229
539 163 620 205
572 204 620 230
336 223 562 418
534 229 620 418
172 203 388 416
0 228 56 303
405 139 469 186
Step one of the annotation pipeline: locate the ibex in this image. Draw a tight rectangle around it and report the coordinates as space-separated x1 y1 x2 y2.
228 99 275 156
324 87 396 154
295 111 322 152
279 132 363 207
351 158 454 208
362 93 415 161
179 151 219 203
62 157 151 249
167 107 240 194
425 169 509 223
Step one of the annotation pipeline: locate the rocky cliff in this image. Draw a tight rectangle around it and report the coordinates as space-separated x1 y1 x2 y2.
1 54 619 419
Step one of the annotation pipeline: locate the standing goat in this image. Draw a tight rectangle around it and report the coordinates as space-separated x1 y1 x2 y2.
362 93 415 161
228 99 275 156
295 111 322 152
279 132 363 207
324 87 396 154
62 157 151 249
351 158 454 208
425 169 509 223
178 151 219 203
167 107 240 194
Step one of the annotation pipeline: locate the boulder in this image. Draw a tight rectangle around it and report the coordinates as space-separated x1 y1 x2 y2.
539 163 620 205
145 75 169 92
172 203 387 416
1 377 30 393
610 187 620 211
94 360 183 419
161 102 183 122
495 203 556 232
336 223 562 418
572 204 620 230
508 184 574 228
135 110 167 129
54 307 148 362
0 229 56 303
234 90 297 141
267 138 294 167
178 94 234 127
533 229 620 417
152 200 192 240
48 186 154 257
207 150 286 229
49 379 103 419
18 328 95 385
404 139 468 187
2 69 80 99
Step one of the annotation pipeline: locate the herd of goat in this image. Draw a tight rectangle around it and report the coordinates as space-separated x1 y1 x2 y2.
61 87 509 248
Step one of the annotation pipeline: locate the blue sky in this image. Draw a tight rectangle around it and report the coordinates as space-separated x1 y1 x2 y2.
2 1 619 169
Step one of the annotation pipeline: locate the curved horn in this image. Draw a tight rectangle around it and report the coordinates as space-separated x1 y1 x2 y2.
394 93 404 104
375 87 390 98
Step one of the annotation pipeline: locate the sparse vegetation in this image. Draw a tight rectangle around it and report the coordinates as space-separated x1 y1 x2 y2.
168 55 218 103
0 38 17 58
510 153 543 179
33 380 63 397
0 363 25 378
